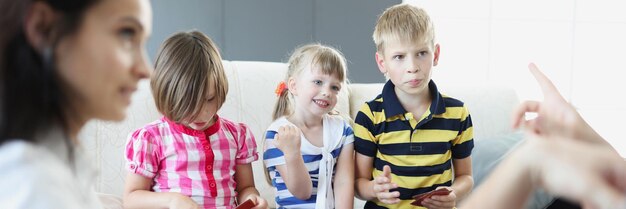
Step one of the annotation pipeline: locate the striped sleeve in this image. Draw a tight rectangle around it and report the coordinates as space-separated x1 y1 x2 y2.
354 103 378 157
343 120 355 145
263 129 285 167
451 105 474 159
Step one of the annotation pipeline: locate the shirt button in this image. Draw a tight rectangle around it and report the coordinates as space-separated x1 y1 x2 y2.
204 145 210 150
210 183 215 187
206 165 212 169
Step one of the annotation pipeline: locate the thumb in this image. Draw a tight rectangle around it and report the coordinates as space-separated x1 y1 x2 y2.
383 165 392 178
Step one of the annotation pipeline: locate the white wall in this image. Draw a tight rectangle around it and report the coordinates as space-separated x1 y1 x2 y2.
405 0 626 157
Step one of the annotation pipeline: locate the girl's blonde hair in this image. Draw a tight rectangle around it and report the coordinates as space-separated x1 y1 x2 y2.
264 43 348 186
151 30 228 123
271 43 348 120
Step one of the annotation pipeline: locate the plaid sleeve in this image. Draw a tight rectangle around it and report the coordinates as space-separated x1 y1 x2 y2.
354 103 378 157
124 127 160 178
451 105 474 159
235 123 259 164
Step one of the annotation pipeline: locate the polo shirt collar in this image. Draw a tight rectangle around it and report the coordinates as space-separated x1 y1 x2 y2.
381 79 446 118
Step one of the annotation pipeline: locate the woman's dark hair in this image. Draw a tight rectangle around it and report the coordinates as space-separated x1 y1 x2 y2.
0 0 100 145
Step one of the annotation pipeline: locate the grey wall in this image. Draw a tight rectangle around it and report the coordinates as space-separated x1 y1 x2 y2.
149 0 400 83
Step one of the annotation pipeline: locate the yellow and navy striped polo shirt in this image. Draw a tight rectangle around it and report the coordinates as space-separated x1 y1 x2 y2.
354 80 474 209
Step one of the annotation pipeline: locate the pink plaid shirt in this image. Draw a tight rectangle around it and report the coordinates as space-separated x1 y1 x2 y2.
125 115 258 209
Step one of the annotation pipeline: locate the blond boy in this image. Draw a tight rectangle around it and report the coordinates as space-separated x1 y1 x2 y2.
354 4 474 209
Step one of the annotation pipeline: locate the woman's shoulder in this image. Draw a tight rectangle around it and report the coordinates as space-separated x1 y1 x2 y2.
0 141 101 208
0 141 71 193
0 142 98 208
0 141 63 168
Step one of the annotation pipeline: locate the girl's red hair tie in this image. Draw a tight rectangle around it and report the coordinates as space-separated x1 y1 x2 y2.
275 81 287 96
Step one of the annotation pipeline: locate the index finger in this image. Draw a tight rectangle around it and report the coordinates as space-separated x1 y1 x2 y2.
528 63 563 100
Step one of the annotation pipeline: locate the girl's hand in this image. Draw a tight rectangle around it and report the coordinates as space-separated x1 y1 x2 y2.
168 193 200 209
422 187 457 209
273 125 302 156
247 194 269 209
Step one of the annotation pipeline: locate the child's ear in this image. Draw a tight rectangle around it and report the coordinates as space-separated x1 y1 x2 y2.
287 77 297 96
375 52 387 74
24 2 58 52
433 43 441 67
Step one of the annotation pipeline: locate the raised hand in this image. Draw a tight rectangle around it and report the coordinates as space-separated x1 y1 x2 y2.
511 63 605 145
373 165 400 205
272 125 302 156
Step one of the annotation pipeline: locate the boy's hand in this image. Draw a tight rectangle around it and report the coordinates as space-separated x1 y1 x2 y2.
168 193 200 209
421 186 457 209
273 125 301 156
373 165 400 204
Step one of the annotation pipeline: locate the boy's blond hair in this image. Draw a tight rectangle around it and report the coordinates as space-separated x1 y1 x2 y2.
373 4 435 53
151 30 228 123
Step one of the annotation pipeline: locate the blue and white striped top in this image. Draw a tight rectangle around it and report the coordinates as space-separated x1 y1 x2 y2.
263 114 354 209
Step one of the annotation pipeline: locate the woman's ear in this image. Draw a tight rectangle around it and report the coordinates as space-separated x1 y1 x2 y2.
287 77 297 96
24 2 58 52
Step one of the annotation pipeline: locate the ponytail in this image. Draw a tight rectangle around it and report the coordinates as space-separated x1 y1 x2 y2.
265 81 291 186
271 81 291 121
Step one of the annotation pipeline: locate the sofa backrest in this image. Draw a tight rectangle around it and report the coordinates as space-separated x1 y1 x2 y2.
80 61 519 208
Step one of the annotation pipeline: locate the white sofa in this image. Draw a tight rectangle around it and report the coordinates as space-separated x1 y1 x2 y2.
79 61 521 209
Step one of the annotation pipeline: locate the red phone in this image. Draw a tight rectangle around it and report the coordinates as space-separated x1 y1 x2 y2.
410 187 452 206
235 199 256 209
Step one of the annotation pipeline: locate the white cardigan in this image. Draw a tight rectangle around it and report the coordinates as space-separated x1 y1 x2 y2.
0 131 102 209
